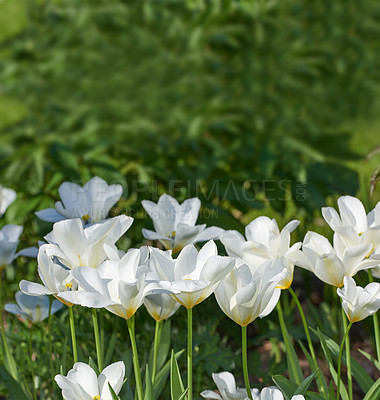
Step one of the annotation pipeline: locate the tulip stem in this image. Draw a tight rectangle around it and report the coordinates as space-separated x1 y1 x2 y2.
47 298 55 389
368 270 380 370
336 320 353 400
68 306 78 363
187 307 193 400
92 309 103 372
127 316 143 400
152 319 162 385
340 306 352 400
242 325 253 400
276 300 301 385
29 325 37 400
288 287 326 396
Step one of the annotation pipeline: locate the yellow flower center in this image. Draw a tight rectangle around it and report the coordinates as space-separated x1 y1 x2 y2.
82 214 90 222
366 247 375 259
172 230 176 238
93 396 101 400
65 283 73 290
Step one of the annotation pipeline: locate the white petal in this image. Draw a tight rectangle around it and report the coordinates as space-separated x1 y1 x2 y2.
99 361 125 399
35 208 65 223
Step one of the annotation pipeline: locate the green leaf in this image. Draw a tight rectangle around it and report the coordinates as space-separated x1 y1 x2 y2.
311 328 349 400
358 349 380 370
314 328 374 393
298 340 328 395
0 332 18 381
272 375 298 400
0 364 29 400
170 350 185 400
298 341 328 395
89 356 100 375
328 382 335 400
108 382 120 400
294 370 319 395
144 364 154 400
154 349 184 400
363 378 380 400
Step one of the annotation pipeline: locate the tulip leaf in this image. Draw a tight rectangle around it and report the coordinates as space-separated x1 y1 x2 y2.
108 382 120 400
358 348 380 370
144 364 154 400
0 332 19 381
298 340 328 396
0 364 29 400
363 377 380 400
294 370 319 394
170 349 185 400
328 382 335 400
313 328 374 393
154 349 184 400
311 328 349 400
89 356 100 375
271 375 297 400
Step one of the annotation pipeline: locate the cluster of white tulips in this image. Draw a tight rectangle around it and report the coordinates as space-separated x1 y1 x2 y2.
1 177 380 400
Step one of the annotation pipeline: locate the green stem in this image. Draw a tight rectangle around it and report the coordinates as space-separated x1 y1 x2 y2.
0 272 17 380
29 325 37 400
337 321 353 400
288 287 326 396
187 307 193 400
368 270 380 370
341 306 352 400
152 320 162 385
127 316 143 400
47 298 55 388
276 300 301 385
242 325 253 400
92 308 103 372
69 306 78 363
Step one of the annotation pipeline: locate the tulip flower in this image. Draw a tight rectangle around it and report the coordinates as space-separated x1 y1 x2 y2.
43 215 133 270
36 176 123 224
289 231 380 287
0 225 23 271
55 361 125 400
335 276 380 399
144 293 180 322
337 277 380 323
142 194 223 253
322 196 380 277
214 260 285 327
4 291 63 324
0 185 16 217
215 260 285 400
260 388 304 400
19 246 80 306
200 371 260 400
220 217 301 289
149 241 234 400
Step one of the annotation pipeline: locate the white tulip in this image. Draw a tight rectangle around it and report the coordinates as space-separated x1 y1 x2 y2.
55 361 125 400
260 387 304 400
36 176 123 224
4 291 63 324
0 225 23 271
142 194 223 253
150 241 235 309
20 246 79 307
59 248 163 319
43 215 133 270
337 276 380 323
322 196 380 277
144 292 180 321
289 231 380 287
220 217 300 289
0 185 16 217
200 371 260 400
214 260 285 326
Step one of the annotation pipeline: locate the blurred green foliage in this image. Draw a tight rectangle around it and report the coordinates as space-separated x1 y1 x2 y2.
1 0 380 243
1 1 380 398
